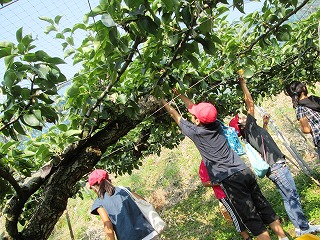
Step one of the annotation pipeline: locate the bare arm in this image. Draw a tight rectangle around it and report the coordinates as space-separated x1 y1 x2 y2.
262 114 270 130
238 72 255 116
202 181 213 187
202 181 220 188
97 207 116 240
173 88 194 108
161 98 182 125
299 117 311 133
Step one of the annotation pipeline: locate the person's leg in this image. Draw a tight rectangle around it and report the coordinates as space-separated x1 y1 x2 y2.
268 219 288 239
222 168 268 237
242 169 287 240
268 164 309 230
219 198 250 240
255 231 271 240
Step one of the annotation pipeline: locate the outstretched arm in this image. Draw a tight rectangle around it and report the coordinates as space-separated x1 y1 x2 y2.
238 71 255 116
173 88 194 108
161 98 182 125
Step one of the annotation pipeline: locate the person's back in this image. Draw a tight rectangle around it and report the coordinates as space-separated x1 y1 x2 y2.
162 90 288 240
233 73 320 237
180 118 247 183
286 81 320 159
91 187 154 240
88 169 158 240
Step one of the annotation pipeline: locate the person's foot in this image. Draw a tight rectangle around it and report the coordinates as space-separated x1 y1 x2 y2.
295 224 320 237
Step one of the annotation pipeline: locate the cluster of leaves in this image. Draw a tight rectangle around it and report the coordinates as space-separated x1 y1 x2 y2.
1 0 320 238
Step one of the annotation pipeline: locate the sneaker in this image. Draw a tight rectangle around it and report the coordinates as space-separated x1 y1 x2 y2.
296 225 320 237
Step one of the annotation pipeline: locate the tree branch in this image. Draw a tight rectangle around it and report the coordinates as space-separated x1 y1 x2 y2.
0 167 24 200
238 0 311 56
80 36 145 132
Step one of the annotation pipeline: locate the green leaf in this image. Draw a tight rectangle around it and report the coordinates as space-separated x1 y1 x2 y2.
72 23 86 33
62 28 72 33
13 121 26 135
211 34 222 45
16 27 23 43
54 15 62 24
57 124 68 132
23 53 36 62
138 16 158 35
0 141 17 153
56 33 65 39
64 130 82 137
0 41 15 48
198 18 212 34
0 47 12 58
161 0 178 11
44 25 57 34
35 50 50 61
66 36 74 46
101 13 116 27
17 43 25 54
44 57 66 64
109 27 119 46
233 0 245 14
244 68 254 78
195 37 215 55
39 16 54 25
21 34 33 48
117 94 127 104
4 55 14 67
8 127 18 141
66 85 80 97
38 93 54 104
4 70 17 89
64 49 75 58
23 114 42 127
181 6 192 26
185 54 199 69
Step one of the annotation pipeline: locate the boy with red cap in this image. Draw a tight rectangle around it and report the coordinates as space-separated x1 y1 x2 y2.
162 90 288 240
229 72 320 237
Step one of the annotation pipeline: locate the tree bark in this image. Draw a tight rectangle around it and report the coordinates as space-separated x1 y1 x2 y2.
3 96 161 240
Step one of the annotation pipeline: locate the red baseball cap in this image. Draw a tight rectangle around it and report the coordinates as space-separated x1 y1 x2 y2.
188 102 217 124
88 169 109 187
229 114 241 136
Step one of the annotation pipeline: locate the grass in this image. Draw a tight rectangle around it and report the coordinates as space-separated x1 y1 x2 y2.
49 89 320 239
49 136 320 240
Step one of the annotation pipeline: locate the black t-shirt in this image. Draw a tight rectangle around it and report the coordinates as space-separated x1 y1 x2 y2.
243 114 285 165
180 118 247 184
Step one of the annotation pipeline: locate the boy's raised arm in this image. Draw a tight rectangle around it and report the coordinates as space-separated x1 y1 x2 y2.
238 70 255 116
173 88 194 108
161 98 182 126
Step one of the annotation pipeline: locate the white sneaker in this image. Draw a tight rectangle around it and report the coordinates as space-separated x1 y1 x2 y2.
296 224 320 237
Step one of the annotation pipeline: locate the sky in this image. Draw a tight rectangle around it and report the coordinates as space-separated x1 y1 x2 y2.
0 0 100 79
0 0 263 82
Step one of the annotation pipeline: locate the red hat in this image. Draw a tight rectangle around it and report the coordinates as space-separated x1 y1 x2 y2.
88 169 109 187
188 102 217 124
229 114 241 136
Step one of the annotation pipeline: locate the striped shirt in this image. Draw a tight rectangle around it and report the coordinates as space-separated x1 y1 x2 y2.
296 105 320 146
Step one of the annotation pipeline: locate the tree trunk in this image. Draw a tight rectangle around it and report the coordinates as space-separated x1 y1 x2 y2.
3 96 161 240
